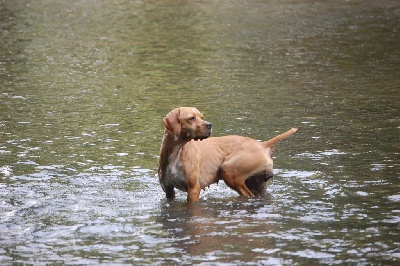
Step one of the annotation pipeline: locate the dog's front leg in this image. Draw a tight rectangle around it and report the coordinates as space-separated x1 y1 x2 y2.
186 173 201 203
187 181 201 203
165 185 175 199
181 148 202 203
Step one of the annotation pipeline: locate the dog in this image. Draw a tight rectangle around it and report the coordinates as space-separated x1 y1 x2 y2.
158 107 297 203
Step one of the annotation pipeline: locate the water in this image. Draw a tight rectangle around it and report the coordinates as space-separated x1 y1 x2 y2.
1 0 399 264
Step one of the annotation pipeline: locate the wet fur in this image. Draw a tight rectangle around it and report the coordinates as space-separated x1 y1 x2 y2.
158 107 297 202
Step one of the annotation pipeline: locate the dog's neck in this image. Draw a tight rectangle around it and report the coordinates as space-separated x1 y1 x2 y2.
162 129 191 145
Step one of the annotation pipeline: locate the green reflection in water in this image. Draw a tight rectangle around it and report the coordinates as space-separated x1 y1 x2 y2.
0 0 399 264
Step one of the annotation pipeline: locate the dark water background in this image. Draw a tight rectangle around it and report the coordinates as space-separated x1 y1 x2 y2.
1 0 399 264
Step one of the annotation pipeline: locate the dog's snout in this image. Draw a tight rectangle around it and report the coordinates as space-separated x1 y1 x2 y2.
206 122 212 130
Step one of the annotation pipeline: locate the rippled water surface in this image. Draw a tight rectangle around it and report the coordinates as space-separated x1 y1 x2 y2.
1 0 399 264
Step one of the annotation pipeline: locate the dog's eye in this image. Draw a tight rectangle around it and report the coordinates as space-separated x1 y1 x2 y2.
188 117 196 122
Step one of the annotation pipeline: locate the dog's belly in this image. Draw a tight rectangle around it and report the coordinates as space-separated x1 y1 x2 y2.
198 165 221 189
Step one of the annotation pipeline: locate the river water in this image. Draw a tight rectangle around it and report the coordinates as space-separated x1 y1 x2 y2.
1 0 399 265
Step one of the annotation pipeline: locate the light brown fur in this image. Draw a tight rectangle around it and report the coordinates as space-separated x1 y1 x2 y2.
158 107 297 203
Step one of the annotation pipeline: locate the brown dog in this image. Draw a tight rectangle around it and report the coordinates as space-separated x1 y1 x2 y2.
158 107 297 203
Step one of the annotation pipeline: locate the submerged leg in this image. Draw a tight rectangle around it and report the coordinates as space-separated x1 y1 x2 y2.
187 182 201 203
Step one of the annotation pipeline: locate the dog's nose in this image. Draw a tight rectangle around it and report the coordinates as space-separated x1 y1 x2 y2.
206 122 212 130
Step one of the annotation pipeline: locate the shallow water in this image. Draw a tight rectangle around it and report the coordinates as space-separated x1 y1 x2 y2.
1 0 399 264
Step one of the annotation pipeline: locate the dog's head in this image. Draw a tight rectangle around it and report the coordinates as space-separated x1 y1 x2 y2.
163 107 212 140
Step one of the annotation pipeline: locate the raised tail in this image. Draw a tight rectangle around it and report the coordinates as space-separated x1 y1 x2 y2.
263 128 298 148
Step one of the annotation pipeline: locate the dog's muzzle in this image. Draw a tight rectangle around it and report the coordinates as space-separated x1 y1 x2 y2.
194 122 212 141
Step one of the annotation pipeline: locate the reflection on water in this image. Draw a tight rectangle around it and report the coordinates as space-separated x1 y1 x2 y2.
1 0 399 264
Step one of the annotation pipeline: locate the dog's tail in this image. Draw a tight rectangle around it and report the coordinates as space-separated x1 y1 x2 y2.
263 128 298 149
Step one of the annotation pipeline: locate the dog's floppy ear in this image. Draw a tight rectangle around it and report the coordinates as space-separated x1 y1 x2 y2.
163 108 181 136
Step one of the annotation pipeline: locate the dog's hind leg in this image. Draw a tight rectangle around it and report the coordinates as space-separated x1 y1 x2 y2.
244 172 272 196
236 182 256 197
222 172 255 197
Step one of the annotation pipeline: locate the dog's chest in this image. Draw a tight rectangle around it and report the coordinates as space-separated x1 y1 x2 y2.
165 157 187 192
